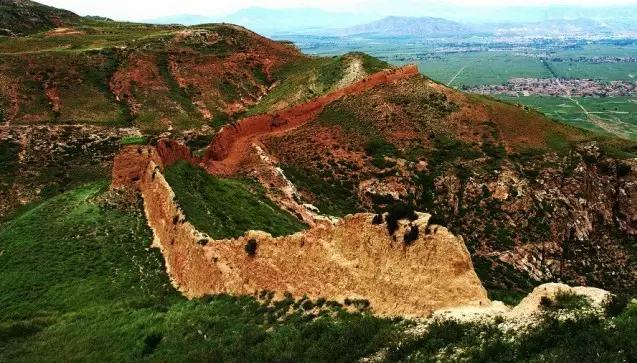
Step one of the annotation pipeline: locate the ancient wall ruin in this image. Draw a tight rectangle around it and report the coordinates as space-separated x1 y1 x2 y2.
110 65 491 316
113 145 488 316
202 65 420 172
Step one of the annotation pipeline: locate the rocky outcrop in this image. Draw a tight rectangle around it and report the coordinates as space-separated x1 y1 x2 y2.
511 283 611 316
0 125 138 218
112 144 489 316
433 282 612 322
424 143 637 294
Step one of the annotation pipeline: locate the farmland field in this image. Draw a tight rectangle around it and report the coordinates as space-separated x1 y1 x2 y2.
547 62 636 82
409 53 551 87
497 95 637 139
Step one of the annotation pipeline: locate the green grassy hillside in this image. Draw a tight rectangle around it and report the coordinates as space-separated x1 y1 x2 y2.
0 182 636 362
0 182 394 362
164 161 306 239
0 0 80 36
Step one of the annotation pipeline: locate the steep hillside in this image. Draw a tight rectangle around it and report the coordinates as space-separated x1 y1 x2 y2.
0 0 79 36
0 8 385 131
0 22 305 129
259 74 637 299
0 23 390 219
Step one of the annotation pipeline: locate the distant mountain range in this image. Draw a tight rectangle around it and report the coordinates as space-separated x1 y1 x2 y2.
336 16 469 37
143 9 634 39
144 7 379 35
329 16 630 38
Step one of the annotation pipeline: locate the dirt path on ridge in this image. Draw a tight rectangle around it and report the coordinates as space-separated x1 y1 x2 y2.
203 65 420 175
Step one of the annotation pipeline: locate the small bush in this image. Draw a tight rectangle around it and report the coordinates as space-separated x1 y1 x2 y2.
540 296 553 308
365 138 398 169
245 239 258 257
352 299 371 311
301 300 315 311
403 226 419 246
606 294 630 317
385 203 417 235
371 214 383 225
541 291 590 311
141 333 162 356
120 135 147 145
617 163 632 177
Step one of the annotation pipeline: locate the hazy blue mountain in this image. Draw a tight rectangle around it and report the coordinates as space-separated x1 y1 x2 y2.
336 16 471 37
142 5 636 37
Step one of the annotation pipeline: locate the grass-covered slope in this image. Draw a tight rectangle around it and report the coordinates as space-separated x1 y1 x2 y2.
246 52 391 116
0 181 395 362
1 183 636 362
0 182 176 361
164 161 306 239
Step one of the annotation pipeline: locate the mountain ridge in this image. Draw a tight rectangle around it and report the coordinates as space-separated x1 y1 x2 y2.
337 16 470 37
0 0 80 35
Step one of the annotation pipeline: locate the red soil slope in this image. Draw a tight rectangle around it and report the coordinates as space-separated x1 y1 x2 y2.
201 65 420 175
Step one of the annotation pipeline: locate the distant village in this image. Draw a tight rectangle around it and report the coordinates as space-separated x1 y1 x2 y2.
468 78 637 97
547 56 637 64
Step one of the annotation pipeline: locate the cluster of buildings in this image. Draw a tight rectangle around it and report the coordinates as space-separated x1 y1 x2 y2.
469 78 637 97
547 56 637 64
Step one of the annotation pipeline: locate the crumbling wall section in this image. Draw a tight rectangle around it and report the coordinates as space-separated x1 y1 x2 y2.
114 145 489 316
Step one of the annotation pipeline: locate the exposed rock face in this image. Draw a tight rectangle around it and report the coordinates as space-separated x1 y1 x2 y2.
433 282 612 322
113 144 489 316
436 146 637 293
0 125 137 218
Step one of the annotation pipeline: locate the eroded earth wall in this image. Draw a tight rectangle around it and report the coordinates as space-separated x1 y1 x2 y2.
110 65 490 316
115 145 489 316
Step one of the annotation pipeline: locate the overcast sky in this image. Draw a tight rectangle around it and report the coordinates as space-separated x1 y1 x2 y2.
37 0 637 21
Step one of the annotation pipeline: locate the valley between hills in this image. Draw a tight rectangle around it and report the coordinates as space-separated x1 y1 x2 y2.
1 1 637 362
